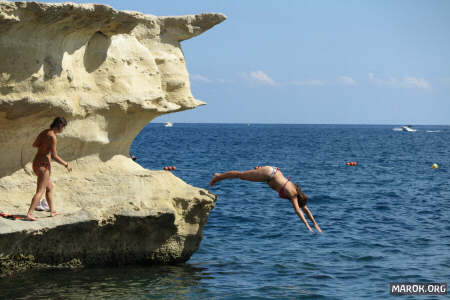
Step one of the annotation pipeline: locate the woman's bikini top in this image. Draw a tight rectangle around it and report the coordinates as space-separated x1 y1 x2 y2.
278 177 290 199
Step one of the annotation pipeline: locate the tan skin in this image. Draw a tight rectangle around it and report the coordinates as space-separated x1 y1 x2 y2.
27 125 72 220
209 166 322 233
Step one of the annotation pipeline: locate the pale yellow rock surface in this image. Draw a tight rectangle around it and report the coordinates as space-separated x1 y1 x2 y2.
0 2 225 266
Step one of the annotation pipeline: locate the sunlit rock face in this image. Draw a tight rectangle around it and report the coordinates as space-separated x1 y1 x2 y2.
0 1 225 269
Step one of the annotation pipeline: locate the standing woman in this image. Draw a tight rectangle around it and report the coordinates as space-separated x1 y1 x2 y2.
27 117 72 220
209 166 322 233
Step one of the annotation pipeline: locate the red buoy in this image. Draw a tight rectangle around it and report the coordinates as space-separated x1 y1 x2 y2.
163 166 177 171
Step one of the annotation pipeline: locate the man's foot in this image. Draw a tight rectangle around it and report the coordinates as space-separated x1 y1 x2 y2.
26 215 38 221
209 173 221 187
50 211 61 217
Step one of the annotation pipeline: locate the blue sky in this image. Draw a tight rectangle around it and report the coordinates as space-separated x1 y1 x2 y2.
35 0 450 124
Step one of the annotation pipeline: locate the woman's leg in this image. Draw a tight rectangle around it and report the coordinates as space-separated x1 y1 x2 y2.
45 180 60 217
210 166 272 186
27 168 50 220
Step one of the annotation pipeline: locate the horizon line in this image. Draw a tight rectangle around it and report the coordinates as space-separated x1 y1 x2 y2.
153 122 450 126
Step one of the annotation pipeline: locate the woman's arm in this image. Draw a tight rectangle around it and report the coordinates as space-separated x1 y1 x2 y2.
50 135 71 171
290 197 313 232
302 205 322 233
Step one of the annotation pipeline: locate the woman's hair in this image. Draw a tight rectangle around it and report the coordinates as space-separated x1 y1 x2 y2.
294 183 308 207
50 117 67 129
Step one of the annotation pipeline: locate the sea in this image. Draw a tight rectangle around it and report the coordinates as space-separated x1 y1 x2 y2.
1 124 449 299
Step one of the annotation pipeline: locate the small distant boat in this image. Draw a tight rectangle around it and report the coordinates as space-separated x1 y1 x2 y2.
164 122 173 127
401 125 416 132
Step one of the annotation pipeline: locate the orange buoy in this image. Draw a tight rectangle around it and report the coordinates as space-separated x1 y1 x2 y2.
173 166 177 170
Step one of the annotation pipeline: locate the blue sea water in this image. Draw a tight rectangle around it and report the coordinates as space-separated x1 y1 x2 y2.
1 124 449 299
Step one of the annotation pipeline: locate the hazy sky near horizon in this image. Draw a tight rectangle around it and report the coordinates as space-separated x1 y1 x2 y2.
33 0 450 124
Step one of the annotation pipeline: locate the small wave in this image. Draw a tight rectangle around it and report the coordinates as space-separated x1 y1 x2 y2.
309 274 333 280
426 130 440 133
383 248 402 254
357 255 384 262
301 262 319 270
227 215 253 222
336 253 354 261
272 263 287 269
335 274 360 280
362 265 382 270
412 237 433 244
373 191 400 198
309 195 345 203
260 233 283 239
375 205 390 211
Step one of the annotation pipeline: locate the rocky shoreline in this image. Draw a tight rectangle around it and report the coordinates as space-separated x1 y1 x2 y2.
0 254 83 278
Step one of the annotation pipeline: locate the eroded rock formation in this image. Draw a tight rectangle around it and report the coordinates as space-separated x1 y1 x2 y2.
0 1 225 270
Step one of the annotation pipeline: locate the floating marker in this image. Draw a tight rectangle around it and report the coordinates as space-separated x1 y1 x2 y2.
346 162 357 166
163 166 177 171
432 163 438 169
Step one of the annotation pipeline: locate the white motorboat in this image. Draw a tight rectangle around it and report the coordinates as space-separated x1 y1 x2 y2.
164 122 173 127
401 125 416 132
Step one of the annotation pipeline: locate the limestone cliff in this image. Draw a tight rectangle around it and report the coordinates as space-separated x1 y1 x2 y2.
0 1 225 270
